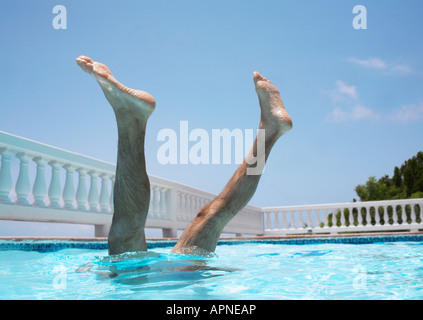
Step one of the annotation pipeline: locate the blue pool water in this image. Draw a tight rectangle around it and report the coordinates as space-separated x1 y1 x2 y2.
1 237 423 300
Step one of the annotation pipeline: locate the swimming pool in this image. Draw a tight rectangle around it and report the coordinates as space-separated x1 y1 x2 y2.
1 235 423 300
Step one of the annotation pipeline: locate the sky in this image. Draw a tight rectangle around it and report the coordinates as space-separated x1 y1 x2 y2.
1 0 422 237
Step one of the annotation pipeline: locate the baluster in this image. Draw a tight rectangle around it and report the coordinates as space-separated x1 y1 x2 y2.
109 176 115 212
159 188 167 218
48 161 62 209
88 171 99 212
76 168 88 211
189 195 196 215
357 207 363 226
315 210 322 228
375 206 381 226
400 205 406 224
200 197 205 212
15 152 31 205
194 196 200 216
197 198 204 212
290 211 296 229
368 206 374 225
266 212 272 230
152 186 159 217
322 209 329 228
0 148 13 204
186 195 192 220
99 174 110 213
350 206 356 226
334 208 340 227
340 208 346 227
179 193 186 220
191 195 197 217
381 206 388 225
274 212 280 230
193 196 199 214
176 192 182 215
203 198 209 210
392 206 399 225
363 207 370 226
410 204 416 224
190 195 196 217
32 157 47 207
306 210 312 228
63 164 75 210
298 210 304 228
282 211 288 229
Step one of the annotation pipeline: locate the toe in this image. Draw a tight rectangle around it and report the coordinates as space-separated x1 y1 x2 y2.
77 55 93 63
253 71 265 85
76 56 95 73
253 71 270 87
76 56 94 69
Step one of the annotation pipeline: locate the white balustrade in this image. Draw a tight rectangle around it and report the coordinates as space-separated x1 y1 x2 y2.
1 131 422 239
263 199 423 235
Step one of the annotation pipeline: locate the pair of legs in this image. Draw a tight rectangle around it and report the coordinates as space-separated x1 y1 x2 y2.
76 56 292 256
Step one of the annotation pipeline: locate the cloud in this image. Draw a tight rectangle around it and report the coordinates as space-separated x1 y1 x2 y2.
327 105 379 123
334 80 358 100
330 80 358 104
390 65 414 75
349 57 413 75
327 80 423 124
349 57 387 69
329 102 423 124
327 80 379 123
387 102 423 124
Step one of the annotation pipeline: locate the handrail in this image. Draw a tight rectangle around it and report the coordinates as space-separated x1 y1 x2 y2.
262 198 423 235
0 131 264 237
0 131 421 238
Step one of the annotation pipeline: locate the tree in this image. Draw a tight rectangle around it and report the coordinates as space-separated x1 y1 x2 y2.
354 151 423 201
393 166 401 188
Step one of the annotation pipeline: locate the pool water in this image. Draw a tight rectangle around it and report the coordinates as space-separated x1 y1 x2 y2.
1 241 423 300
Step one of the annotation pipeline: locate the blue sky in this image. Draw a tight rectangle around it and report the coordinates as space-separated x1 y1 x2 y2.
1 0 423 236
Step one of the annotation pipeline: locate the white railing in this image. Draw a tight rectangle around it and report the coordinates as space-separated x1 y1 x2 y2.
262 198 423 235
1 131 422 238
0 131 264 237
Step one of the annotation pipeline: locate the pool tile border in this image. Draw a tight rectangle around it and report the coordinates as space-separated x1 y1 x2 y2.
217 233 423 246
1 232 422 252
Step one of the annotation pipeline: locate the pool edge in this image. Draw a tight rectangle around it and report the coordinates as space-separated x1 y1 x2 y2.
1 230 423 242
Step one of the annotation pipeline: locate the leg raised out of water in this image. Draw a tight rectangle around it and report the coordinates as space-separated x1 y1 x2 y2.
172 72 292 255
76 55 155 255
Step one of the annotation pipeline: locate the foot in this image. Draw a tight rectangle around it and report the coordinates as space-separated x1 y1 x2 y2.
253 72 292 139
76 55 155 123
